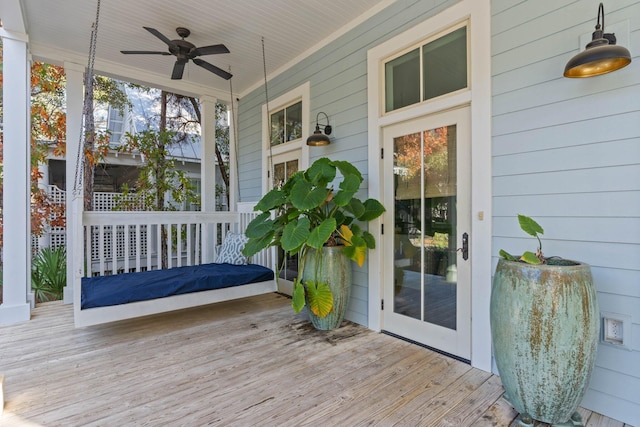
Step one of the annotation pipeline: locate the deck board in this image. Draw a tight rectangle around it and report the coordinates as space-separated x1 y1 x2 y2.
0 294 630 426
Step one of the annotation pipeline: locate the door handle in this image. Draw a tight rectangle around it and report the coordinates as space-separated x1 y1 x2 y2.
457 232 469 261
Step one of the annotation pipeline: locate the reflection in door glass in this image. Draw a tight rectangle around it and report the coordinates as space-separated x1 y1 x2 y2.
272 159 299 281
392 125 457 330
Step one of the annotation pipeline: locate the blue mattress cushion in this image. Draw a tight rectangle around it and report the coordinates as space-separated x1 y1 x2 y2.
81 263 274 309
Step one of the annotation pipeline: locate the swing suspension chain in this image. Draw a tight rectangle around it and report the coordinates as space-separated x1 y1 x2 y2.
73 0 101 195
261 37 275 186
228 68 240 202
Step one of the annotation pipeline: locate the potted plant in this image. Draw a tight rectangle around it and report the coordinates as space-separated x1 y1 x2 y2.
242 157 385 330
491 215 599 426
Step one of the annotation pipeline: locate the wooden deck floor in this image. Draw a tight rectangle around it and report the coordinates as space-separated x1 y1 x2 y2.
0 293 630 426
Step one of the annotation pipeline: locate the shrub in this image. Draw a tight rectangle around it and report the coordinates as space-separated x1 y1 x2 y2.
32 246 66 302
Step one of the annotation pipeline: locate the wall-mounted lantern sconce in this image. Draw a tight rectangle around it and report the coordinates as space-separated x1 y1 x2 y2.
564 2 631 78
306 112 332 146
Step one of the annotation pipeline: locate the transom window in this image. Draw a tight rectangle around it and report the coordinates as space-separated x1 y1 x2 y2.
384 25 468 113
270 100 302 146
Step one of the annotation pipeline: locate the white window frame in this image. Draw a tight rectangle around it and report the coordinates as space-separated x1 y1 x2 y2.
261 82 311 195
383 21 469 114
367 0 492 372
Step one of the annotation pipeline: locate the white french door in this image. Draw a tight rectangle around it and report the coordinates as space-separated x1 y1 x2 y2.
269 149 301 295
382 106 471 361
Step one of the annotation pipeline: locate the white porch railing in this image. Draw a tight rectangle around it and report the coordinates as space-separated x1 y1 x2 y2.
36 185 146 253
81 210 273 278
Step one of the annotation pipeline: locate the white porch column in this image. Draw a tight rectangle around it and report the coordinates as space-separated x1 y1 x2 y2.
0 29 31 324
63 62 85 304
228 102 238 209
200 96 218 212
200 95 217 262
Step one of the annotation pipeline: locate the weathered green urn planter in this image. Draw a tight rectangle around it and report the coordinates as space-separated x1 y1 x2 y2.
303 247 351 330
491 216 600 426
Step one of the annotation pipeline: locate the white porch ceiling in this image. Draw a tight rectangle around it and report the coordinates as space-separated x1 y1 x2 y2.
7 0 396 100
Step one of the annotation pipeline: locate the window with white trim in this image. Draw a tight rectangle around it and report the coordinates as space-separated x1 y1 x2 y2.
384 24 468 112
270 100 302 146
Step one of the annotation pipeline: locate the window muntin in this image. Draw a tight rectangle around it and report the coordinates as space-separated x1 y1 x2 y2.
384 25 468 113
270 101 302 146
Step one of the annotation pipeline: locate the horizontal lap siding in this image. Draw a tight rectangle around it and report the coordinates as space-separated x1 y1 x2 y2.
492 1 640 425
237 0 461 326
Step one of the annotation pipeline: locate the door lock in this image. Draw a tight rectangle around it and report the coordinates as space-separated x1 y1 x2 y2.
457 232 469 260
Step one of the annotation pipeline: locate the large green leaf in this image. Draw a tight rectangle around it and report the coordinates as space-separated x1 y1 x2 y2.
290 179 329 210
332 160 363 182
518 214 543 237
362 231 376 249
305 280 334 318
292 279 306 313
242 231 275 257
255 188 287 212
282 217 311 252
520 251 542 265
499 249 517 261
244 212 273 238
306 157 335 185
344 198 365 218
358 199 386 221
308 218 337 249
281 171 303 192
333 174 361 206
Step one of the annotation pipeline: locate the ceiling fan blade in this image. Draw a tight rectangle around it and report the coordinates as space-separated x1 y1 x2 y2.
121 51 172 55
171 59 188 80
143 27 174 47
192 58 232 80
192 44 230 57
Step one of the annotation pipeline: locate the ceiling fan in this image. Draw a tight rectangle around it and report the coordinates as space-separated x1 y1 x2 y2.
121 27 232 80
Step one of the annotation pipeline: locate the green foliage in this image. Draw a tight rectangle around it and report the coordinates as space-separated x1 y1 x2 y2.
303 280 334 318
31 246 66 303
243 157 385 318
500 214 545 264
115 129 197 211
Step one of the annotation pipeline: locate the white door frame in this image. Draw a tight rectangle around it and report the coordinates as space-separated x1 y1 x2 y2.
366 0 492 371
382 107 472 360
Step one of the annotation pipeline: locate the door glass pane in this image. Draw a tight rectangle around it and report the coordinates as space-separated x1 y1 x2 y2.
272 159 300 281
385 48 420 112
393 125 457 330
393 132 422 320
423 26 467 101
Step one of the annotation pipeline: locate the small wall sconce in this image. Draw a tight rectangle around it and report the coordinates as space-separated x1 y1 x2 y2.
306 112 332 146
564 2 632 78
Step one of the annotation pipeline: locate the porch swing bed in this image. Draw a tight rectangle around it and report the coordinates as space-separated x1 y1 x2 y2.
73 211 277 327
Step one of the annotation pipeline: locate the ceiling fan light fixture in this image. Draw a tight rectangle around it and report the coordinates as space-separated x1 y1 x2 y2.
121 26 232 80
564 3 632 78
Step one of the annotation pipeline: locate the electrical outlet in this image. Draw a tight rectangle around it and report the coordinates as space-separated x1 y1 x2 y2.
604 318 623 345
600 312 633 351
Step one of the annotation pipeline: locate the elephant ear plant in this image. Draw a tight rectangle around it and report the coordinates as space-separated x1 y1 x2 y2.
242 157 385 318
499 214 545 264
499 214 578 266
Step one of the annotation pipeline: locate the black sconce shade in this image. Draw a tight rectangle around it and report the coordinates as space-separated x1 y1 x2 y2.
307 112 332 146
564 3 631 78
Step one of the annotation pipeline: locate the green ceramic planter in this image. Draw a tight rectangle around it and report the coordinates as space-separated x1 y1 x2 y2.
490 258 599 425
302 246 352 330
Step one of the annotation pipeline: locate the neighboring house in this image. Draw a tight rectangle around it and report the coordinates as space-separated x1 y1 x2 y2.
38 102 228 251
1 1 638 425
